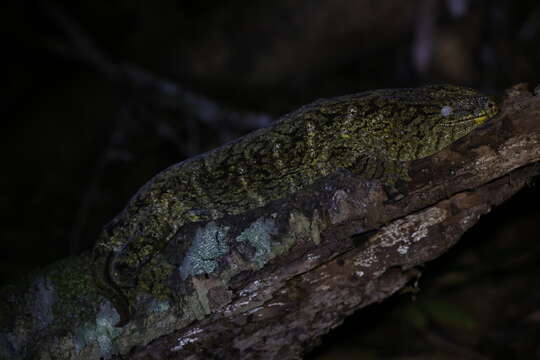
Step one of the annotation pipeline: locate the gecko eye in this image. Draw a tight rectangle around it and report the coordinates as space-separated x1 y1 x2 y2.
440 106 453 117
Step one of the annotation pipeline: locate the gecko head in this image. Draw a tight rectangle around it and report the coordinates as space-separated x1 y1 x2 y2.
426 84 498 126
384 84 499 160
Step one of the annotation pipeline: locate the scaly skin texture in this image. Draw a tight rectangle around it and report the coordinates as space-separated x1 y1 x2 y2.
93 85 498 326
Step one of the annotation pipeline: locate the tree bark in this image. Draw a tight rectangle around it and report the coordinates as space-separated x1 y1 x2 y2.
1 84 539 360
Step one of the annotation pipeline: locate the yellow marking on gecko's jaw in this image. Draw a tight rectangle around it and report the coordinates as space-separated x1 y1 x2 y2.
474 115 488 125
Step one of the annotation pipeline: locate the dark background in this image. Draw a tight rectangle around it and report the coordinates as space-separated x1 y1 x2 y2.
3 0 540 358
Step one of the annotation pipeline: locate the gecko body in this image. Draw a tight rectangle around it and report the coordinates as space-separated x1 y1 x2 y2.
93 85 498 326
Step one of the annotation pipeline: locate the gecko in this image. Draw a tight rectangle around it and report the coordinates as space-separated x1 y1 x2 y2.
92 84 499 326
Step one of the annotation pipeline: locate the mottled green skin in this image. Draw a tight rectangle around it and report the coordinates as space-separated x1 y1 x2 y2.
93 85 498 326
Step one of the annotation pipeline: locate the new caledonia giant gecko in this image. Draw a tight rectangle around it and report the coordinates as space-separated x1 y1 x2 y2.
93 84 499 326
